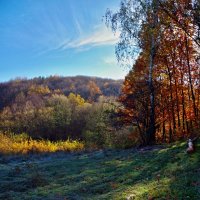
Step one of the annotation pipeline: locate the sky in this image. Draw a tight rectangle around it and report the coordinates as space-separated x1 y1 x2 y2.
0 0 128 82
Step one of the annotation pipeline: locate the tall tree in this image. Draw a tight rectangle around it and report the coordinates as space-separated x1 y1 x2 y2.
106 0 160 144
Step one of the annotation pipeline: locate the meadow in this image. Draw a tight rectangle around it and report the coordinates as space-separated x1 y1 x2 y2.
0 140 200 200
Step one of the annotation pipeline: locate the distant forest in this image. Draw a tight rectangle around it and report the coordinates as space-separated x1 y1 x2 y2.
0 76 122 110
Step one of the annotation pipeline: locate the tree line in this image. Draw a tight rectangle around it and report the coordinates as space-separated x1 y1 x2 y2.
0 75 122 110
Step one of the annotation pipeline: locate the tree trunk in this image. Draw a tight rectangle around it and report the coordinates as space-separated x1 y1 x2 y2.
147 0 158 145
185 36 197 118
166 62 176 136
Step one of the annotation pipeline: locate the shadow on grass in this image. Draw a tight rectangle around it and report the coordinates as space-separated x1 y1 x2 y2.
0 142 200 200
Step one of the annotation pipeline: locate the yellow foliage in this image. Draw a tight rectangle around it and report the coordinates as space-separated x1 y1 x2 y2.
0 133 84 155
68 93 85 106
29 85 51 95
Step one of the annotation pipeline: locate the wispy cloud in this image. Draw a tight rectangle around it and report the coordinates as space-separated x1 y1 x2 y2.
55 25 120 51
35 24 119 56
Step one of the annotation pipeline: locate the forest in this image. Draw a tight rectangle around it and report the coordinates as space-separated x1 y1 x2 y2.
0 76 126 150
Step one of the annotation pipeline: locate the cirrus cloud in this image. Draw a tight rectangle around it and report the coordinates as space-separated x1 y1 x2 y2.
55 25 120 51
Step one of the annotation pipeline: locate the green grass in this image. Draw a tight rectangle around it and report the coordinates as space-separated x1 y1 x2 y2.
0 141 200 200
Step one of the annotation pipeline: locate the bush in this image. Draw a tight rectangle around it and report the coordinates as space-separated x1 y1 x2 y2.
111 127 140 149
0 132 84 155
83 130 106 148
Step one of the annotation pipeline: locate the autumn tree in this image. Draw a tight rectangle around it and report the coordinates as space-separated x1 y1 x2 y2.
119 56 150 145
106 0 160 144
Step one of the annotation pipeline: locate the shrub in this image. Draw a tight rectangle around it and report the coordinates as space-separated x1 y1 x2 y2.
83 130 106 148
0 132 84 155
111 127 140 149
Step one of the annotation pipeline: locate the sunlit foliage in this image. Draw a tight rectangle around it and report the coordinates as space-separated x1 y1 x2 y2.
0 132 84 155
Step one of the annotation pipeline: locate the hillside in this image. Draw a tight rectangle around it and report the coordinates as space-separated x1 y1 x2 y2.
1 141 200 200
0 76 123 110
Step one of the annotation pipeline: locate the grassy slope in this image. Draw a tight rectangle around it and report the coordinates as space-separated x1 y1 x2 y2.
0 141 200 200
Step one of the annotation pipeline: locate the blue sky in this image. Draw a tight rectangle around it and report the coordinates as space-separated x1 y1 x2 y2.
0 0 128 82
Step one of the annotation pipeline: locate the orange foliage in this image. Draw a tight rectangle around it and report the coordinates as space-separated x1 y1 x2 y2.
119 0 200 144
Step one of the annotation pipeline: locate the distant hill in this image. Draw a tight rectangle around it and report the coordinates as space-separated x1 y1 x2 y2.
0 75 123 110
